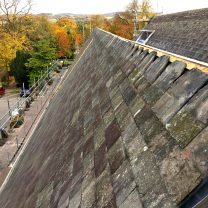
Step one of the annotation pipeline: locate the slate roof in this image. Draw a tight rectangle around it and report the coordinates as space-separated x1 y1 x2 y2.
145 8 208 63
0 28 208 208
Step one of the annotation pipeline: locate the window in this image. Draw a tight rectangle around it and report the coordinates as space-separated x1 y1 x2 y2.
136 30 155 44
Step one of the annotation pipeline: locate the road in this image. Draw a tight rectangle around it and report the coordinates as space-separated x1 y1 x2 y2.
0 69 65 128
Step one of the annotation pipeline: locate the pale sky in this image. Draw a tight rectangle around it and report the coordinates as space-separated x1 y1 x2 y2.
32 0 208 15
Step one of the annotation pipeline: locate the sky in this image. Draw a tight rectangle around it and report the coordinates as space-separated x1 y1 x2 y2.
32 0 208 15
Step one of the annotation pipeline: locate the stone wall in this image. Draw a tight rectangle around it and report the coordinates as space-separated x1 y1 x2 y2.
0 29 207 208
145 8 208 63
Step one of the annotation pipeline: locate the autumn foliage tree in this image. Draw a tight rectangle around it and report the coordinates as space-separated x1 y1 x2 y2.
52 25 70 58
110 0 155 40
0 0 155 87
110 12 134 40
0 0 32 73
55 17 78 58
0 32 25 71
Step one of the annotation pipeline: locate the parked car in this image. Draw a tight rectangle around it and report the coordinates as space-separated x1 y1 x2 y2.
0 87 5 97
20 89 31 97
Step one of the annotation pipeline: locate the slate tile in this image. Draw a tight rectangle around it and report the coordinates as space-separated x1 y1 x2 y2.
82 170 95 191
83 136 94 157
128 51 154 84
114 69 126 85
160 148 201 204
94 143 107 178
109 86 120 99
96 168 114 207
134 107 165 144
94 123 106 150
107 138 125 174
92 96 100 108
115 102 133 131
120 84 137 106
135 76 151 94
153 61 186 92
141 182 173 208
100 99 112 116
81 181 96 208
112 161 136 206
84 126 94 142
105 120 121 150
106 77 114 89
36 183 54 208
68 190 81 208
124 62 137 76
103 108 115 127
131 151 161 195
142 85 164 106
110 89 124 110
120 119 139 140
154 137 177 164
119 189 142 208
170 112 205 146
126 136 147 162
129 96 145 117
83 152 94 178
72 157 83 177
153 69 208 124
103 197 117 208
69 172 82 199
144 55 169 83
57 190 70 208
186 127 208 176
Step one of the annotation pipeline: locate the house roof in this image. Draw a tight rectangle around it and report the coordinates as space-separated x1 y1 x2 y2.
145 8 208 63
0 25 207 207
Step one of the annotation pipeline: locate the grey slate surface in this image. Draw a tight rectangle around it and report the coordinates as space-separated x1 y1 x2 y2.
145 8 208 63
0 28 207 208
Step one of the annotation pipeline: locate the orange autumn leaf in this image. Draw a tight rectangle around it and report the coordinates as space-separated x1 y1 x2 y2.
56 30 70 58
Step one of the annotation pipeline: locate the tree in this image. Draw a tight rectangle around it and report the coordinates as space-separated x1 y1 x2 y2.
26 39 57 81
0 32 26 71
10 50 30 87
56 30 70 58
0 0 33 73
127 0 155 29
55 17 79 58
52 24 70 58
90 15 110 31
75 33 82 47
27 16 54 42
127 0 139 15
139 0 155 28
0 0 32 36
110 0 155 40
110 12 134 40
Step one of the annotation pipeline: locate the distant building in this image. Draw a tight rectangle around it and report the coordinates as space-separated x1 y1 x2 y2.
138 8 208 63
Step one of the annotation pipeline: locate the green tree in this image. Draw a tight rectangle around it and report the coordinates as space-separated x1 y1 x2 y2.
10 50 31 87
26 38 57 81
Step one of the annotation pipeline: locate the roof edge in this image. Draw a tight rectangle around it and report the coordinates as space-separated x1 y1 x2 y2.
96 28 208 73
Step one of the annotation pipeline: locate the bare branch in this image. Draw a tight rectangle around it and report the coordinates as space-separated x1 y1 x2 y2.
0 0 33 35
